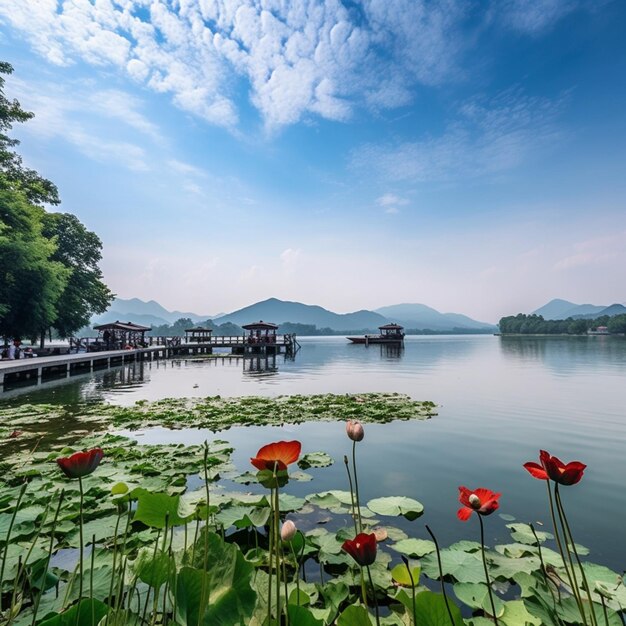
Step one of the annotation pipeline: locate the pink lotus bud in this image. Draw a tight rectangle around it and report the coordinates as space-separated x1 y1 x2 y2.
373 527 388 542
281 520 297 542
346 420 364 442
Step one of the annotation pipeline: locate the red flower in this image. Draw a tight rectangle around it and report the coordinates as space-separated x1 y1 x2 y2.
57 448 104 479
250 440 301 471
457 486 501 521
342 533 377 566
523 450 586 486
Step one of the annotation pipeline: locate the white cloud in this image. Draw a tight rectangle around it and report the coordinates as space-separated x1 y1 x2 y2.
493 0 585 35
280 248 301 274
377 193 409 207
353 88 564 182
0 0 470 131
384 206 399 214
553 232 626 271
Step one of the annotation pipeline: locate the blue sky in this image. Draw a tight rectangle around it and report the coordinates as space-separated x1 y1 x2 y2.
1 0 625 322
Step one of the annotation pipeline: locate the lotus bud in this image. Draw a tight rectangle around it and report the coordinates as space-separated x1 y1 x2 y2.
281 520 297 542
373 527 388 542
346 420 364 442
468 493 481 510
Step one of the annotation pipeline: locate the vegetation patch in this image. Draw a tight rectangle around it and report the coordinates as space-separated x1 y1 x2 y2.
0 393 436 442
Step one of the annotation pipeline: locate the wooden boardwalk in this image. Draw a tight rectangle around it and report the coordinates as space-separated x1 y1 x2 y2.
0 335 299 388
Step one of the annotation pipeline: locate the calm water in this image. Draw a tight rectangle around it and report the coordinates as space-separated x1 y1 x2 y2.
2 335 625 570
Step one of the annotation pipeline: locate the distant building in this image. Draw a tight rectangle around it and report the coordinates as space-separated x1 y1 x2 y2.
588 326 609 335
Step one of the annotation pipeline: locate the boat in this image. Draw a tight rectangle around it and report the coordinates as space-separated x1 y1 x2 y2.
347 323 405 345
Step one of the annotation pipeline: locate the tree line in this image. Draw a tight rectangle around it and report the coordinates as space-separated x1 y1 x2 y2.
0 62 113 348
498 313 626 335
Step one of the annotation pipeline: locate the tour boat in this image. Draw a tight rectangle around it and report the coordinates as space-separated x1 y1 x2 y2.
347 323 405 345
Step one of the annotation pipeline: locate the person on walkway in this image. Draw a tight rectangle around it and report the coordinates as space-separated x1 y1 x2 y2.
8 338 22 359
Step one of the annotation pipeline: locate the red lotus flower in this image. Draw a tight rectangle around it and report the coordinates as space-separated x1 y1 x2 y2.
250 440 301 471
523 450 586 486
457 486 501 521
57 448 104 479
342 532 377 566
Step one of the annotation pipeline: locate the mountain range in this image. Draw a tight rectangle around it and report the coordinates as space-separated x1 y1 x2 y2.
532 299 626 320
93 297 497 332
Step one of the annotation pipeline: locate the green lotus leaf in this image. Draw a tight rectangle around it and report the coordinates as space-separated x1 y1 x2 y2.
422 548 485 584
454 582 505 616
366 496 424 521
337 604 375 625
391 562 421 587
133 490 194 528
506 523 553 545
38 598 108 626
298 452 333 469
133 548 175 590
175 533 256 626
391 538 436 558
413 590 465 626
287 604 324 625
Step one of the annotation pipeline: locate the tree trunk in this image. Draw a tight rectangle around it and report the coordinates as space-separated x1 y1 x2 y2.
39 330 45 351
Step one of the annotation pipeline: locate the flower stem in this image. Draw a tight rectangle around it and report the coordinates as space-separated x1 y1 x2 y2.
366 565 381 626
267 488 273 626
401 556 417 626
78 476 85 602
352 441 363 533
274 485 282 624
555 485 598 626
425 524 457 626
478 515 499 626
0 482 27 609
343 455 359 535
545 480 588 624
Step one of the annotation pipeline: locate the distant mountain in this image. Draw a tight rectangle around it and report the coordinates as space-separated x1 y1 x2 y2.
214 298 389 331
98 298 216 325
572 303 626 319
532 299 579 320
531 299 624 320
374 303 496 331
91 297 498 333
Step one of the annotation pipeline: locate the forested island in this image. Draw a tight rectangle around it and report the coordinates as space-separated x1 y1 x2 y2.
498 313 626 335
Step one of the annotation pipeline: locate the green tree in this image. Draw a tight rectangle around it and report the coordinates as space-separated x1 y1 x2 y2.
41 212 113 342
0 188 68 339
0 62 59 205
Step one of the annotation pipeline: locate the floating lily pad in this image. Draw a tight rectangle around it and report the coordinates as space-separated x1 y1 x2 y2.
366 496 424 521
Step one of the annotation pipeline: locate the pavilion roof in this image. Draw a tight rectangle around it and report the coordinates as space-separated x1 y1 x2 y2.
93 321 151 332
242 320 278 330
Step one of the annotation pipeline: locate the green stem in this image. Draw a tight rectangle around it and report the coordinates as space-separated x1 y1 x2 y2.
401 556 417 626
425 524 457 626
360 567 367 606
352 441 363 533
78 477 85 602
546 480 588 624
267 488 273 626
31 490 65 626
530 523 565 626
0 482 27 609
274 485 281 624
90 534 96 626
366 565 381 626
343 455 359 535
555 485 598 626
106 505 123 608
478 515 499 626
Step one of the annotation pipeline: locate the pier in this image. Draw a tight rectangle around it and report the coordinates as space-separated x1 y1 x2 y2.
0 333 299 389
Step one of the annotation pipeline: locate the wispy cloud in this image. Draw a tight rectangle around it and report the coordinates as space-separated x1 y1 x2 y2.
352 88 564 183
492 0 590 35
553 231 626 271
0 0 471 131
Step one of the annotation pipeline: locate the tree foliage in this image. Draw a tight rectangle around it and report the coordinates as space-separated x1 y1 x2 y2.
498 313 626 335
0 61 112 342
41 213 113 338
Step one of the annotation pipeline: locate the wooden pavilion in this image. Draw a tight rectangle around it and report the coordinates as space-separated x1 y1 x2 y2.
93 321 151 350
242 321 278 346
184 327 213 343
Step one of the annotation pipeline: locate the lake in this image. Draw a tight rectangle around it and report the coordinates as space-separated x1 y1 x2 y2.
2 334 625 571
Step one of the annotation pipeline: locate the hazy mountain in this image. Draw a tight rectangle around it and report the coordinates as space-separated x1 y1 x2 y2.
532 299 579 320
572 303 626 319
101 298 216 325
214 298 389 331
532 299 614 320
92 297 498 333
374 303 496 331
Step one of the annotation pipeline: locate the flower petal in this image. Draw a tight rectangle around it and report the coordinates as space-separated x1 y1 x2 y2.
457 507 473 521
523 462 548 480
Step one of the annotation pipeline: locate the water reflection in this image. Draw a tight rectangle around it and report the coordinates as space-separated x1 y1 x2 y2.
499 335 626 376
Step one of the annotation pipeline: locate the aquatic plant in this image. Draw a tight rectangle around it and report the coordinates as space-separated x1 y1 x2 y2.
0 407 623 625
